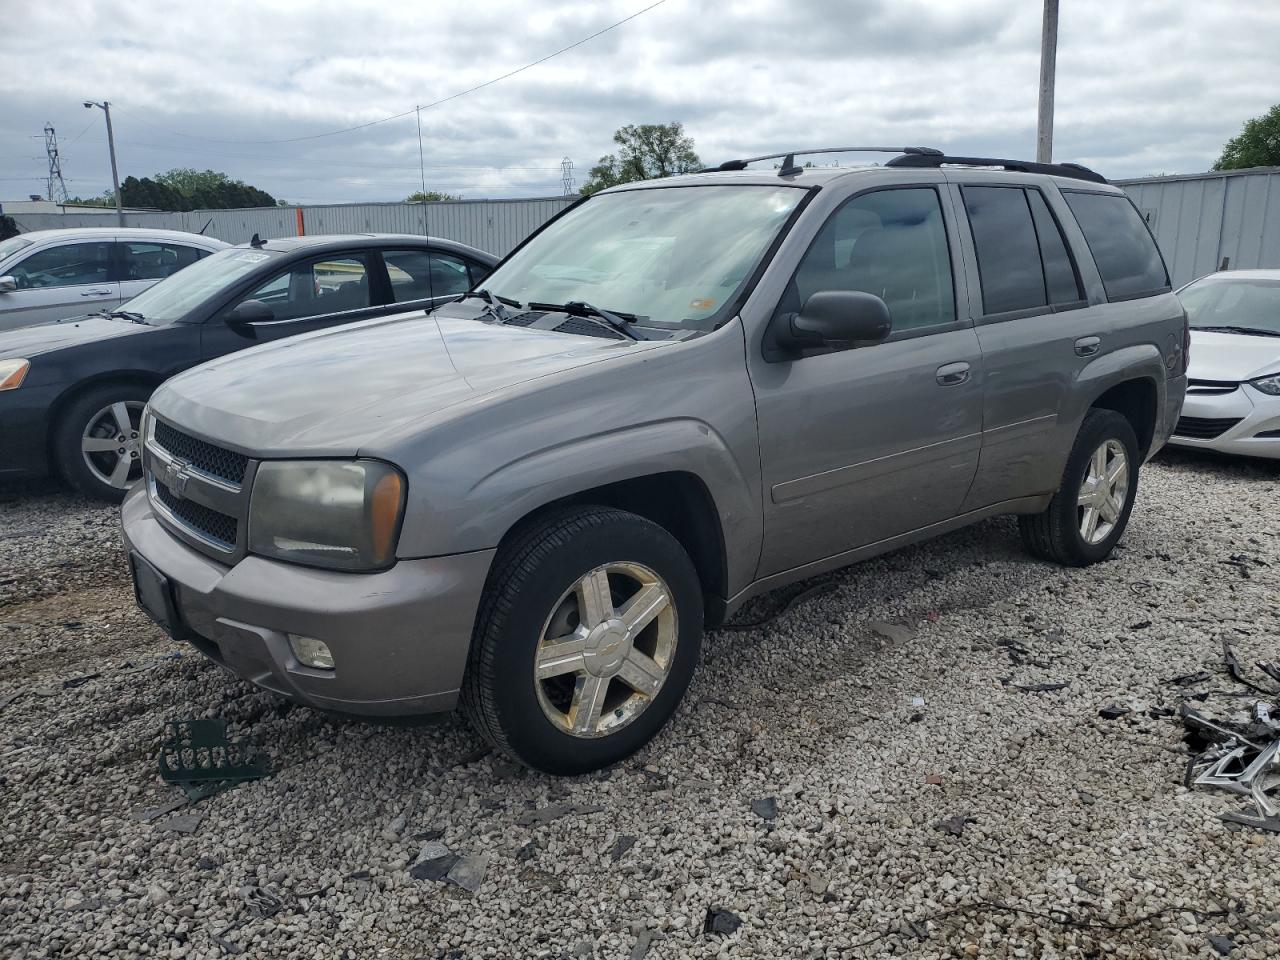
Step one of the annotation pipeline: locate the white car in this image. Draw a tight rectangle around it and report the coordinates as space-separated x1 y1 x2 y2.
1171 269 1280 459
0 228 228 331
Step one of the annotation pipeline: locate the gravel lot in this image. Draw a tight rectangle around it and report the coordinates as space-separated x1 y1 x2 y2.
2 450 1278 960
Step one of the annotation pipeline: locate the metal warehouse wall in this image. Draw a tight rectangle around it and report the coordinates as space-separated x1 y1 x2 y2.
8 196 577 257
1119 167 1280 287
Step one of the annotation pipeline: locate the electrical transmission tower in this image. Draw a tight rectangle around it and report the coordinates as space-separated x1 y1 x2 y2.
43 123 69 203
560 157 575 196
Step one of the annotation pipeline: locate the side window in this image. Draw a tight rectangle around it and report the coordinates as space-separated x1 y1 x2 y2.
238 255 371 321
1063 191 1170 300
468 259 492 286
10 241 112 289
962 186 1046 315
382 249 434 303
430 254 472 298
118 242 203 281
787 187 955 333
1025 190 1083 305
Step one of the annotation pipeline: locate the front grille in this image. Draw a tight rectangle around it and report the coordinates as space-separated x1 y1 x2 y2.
1186 379 1239 396
1173 416 1242 440
153 420 248 486
154 481 238 549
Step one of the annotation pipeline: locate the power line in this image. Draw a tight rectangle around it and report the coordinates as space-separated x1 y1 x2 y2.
111 1 667 146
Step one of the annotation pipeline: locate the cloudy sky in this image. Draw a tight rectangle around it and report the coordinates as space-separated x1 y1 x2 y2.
1 0 1277 205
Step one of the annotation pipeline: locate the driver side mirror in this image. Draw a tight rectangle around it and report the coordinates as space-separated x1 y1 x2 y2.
765 290 892 360
0 275 16 293
226 299 274 325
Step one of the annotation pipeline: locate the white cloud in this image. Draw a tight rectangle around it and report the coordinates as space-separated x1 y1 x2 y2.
1 0 1276 203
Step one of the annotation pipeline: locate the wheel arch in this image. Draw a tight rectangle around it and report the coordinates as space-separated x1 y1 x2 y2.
1075 345 1166 460
1087 376 1159 459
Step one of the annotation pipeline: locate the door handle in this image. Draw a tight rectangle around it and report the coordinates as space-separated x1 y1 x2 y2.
936 361 971 386
1075 336 1101 357
80 288 112 296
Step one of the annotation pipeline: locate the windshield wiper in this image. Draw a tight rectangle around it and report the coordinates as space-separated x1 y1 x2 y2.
1194 324 1280 338
457 289 520 323
99 309 148 325
526 301 646 341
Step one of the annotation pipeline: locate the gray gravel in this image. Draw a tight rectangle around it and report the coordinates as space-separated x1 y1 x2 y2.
2 451 1278 959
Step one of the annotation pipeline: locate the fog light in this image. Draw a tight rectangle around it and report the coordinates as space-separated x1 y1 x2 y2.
288 634 334 669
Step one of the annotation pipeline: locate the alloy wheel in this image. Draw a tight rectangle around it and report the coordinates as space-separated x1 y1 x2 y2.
1077 438 1128 545
81 400 146 490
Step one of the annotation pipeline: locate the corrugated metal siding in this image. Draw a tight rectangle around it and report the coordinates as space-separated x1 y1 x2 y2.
7 197 576 256
1119 168 1280 287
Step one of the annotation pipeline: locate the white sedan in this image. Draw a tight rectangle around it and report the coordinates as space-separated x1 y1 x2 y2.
1171 269 1280 459
0 228 227 331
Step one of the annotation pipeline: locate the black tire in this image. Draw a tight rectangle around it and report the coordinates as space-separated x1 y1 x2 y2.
53 382 152 502
1018 408 1140 566
461 505 703 775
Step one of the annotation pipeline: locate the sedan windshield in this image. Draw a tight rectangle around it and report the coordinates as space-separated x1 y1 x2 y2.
481 185 806 330
1179 277 1280 336
119 247 283 323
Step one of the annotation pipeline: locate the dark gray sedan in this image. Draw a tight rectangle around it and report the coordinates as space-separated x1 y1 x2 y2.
0 234 495 500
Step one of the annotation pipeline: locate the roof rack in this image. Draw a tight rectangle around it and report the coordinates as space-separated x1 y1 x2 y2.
703 146 942 176
885 153 1107 184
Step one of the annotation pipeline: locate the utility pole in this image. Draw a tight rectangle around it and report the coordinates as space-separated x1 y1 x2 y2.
43 123 69 204
83 100 124 226
1036 0 1059 164
560 157 575 195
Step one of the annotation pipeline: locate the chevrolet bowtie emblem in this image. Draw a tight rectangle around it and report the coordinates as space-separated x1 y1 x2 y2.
161 459 191 499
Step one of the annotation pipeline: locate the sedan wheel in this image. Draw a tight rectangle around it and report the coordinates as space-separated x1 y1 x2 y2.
81 400 146 491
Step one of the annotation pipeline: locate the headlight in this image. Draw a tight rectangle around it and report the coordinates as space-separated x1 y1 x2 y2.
0 358 29 391
248 460 406 571
1250 373 1280 396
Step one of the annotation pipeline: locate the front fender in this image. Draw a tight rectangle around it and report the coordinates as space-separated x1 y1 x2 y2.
398 418 761 596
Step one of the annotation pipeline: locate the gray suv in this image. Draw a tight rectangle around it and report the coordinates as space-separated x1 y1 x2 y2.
122 147 1188 774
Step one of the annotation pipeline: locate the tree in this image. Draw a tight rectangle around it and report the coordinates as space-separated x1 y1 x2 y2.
406 190 461 202
581 122 702 195
1214 104 1280 170
151 168 277 210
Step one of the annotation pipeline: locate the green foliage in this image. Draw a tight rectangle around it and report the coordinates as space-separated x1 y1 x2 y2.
0 215 18 241
64 193 115 208
1214 104 1280 170
115 168 278 211
406 190 461 202
581 122 702 195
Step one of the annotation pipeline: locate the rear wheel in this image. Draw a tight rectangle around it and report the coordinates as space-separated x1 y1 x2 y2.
1018 408 1140 566
54 383 151 502
461 506 703 775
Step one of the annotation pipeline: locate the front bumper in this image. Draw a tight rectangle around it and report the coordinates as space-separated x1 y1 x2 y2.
121 484 495 715
1167 382 1280 460
0 382 58 478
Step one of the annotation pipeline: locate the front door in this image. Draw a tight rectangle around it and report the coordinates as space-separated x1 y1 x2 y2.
0 239 119 331
749 185 984 578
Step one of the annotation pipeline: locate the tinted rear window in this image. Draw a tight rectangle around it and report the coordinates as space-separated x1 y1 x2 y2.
962 186 1047 315
1063 192 1169 300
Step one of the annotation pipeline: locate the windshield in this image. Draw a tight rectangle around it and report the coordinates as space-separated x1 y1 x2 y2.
482 185 806 330
0 235 33 264
1179 277 1280 336
119 247 282 323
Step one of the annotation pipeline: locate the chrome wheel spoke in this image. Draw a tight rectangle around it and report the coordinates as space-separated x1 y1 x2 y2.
617 649 664 697
569 674 610 735
577 568 614 629
1106 458 1127 489
617 582 669 635
82 436 119 453
1091 445 1107 479
1080 505 1100 540
536 633 588 679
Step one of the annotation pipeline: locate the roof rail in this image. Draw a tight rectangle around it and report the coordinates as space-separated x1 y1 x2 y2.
884 153 1107 184
703 146 942 176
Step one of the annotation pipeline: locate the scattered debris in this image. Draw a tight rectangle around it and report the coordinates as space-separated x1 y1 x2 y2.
1223 640 1280 697
516 840 538 861
446 854 489 893
1208 934 1235 955
750 796 777 820
410 847 459 882
934 814 972 836
1128 620 1152 630
924 773 944 786
703 906 742 936
911 696 926 708
1098 705 1131 720
159 719 269 802
61 672 101 689
1009 681 1070 693
1168 670 1212 686
868 620 915 644
157 812 204 834
628 929 657 960
237 885 282 919
128 796 189 823
515 802 604 826
609 834 636 862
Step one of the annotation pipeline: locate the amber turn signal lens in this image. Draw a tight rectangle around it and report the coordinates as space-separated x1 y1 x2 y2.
370 469 405 564
0 359 29 391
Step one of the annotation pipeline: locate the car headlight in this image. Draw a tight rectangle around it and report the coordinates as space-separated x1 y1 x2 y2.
1250 373 1280 397
248 460 406 571
0 358 29 391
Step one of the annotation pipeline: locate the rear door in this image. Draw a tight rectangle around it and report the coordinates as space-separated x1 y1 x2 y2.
749 184 984 578
0 239 119 330
115 240 208 303
200 251 386 357
949 178 1100 509
381 248 488 311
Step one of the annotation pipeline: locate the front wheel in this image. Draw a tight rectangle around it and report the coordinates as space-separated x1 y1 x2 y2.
53 383 152 502
1018 408 1140 566
461 506 703 775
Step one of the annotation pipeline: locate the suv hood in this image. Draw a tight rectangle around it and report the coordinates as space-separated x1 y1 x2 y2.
149 310 666 456
1188 330 1280 382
